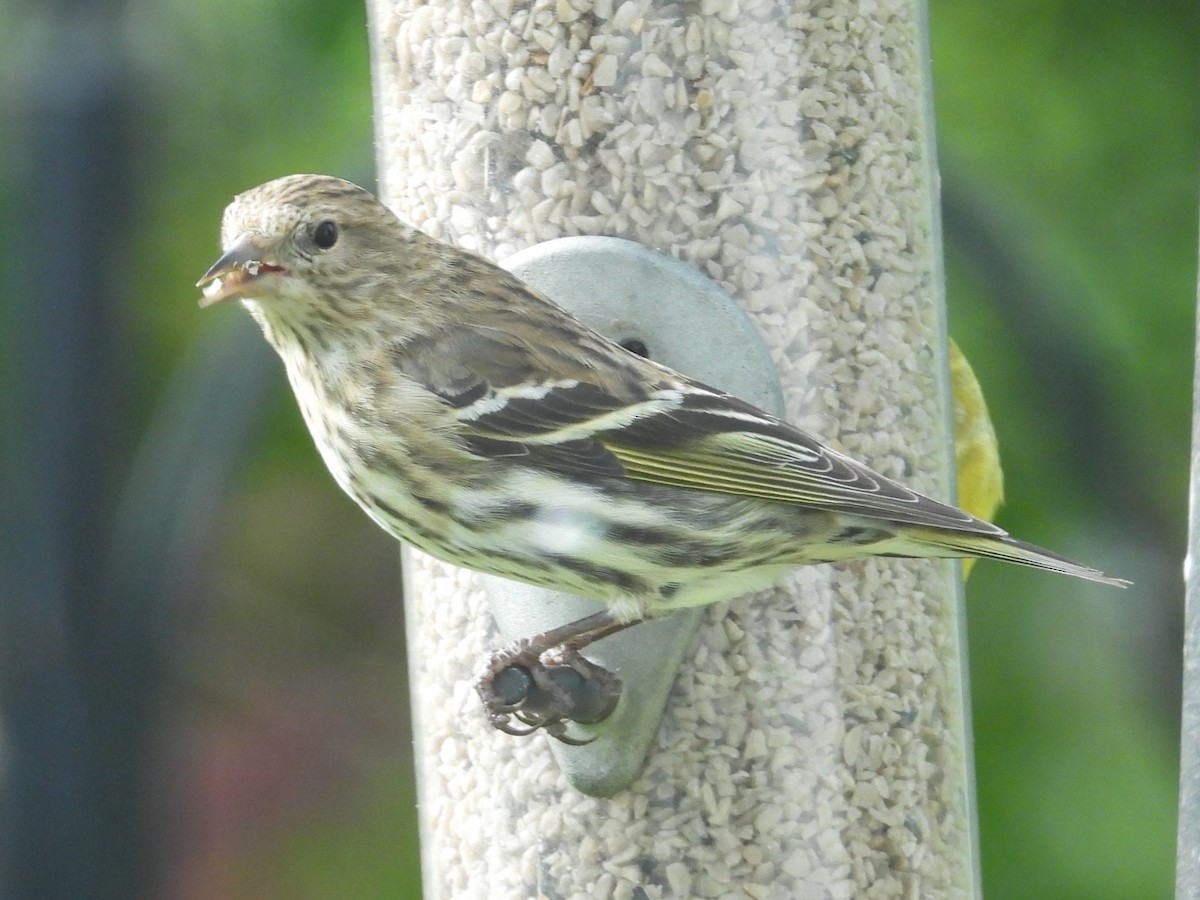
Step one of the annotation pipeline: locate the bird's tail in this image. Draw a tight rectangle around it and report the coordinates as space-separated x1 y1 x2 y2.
908 530 1129 587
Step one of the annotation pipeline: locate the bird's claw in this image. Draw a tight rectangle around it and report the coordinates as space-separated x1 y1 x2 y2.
475 641 621 743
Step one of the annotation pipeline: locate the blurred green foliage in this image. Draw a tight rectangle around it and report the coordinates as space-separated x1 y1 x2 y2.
932 1 1195 897
2 0 1193 897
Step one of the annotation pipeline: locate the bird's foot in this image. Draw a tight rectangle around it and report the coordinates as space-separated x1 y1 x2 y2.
475 640 622 744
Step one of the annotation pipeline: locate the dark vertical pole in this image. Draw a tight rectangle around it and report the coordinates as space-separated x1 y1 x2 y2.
1 9 140 899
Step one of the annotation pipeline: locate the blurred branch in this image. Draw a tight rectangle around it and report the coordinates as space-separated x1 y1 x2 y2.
94 316 279 896
940 170 1183 716
942 181 1142 523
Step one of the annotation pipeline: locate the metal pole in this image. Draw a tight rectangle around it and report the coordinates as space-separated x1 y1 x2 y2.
1176 220 1200 897
369 0 977 895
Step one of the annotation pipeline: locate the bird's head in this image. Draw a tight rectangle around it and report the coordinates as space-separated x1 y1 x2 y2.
197 174 407 318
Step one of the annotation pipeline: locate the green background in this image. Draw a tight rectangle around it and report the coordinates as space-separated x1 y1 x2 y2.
2 0 1193 897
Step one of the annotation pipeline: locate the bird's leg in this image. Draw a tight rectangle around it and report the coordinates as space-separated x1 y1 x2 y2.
475 609 646 743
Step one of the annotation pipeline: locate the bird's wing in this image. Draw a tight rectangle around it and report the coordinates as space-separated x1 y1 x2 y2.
391 320 666 479
599 385 1002 534
394 319 998 535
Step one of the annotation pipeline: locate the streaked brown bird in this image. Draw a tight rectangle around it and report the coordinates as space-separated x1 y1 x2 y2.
199 174 1126 740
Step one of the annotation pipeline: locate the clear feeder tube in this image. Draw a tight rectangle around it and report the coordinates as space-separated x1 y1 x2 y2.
369 0 978 896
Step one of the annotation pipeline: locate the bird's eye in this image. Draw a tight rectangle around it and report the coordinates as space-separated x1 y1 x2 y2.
313 220 339 250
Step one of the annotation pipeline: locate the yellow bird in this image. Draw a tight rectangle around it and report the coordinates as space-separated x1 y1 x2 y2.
948 339 1005 579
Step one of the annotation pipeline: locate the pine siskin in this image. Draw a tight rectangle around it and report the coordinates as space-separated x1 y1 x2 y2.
199 174 1126 740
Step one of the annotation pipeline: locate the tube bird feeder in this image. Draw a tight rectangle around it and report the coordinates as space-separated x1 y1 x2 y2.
369 0 976 894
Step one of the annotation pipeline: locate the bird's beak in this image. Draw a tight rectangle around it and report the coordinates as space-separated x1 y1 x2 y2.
196 234 287 307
